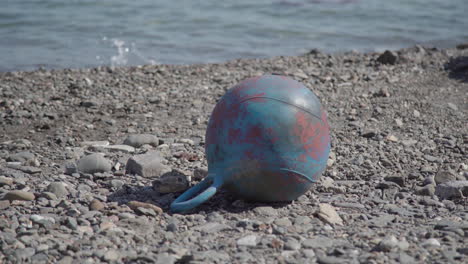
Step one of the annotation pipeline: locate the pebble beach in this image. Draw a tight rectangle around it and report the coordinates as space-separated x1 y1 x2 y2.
0 45 467 263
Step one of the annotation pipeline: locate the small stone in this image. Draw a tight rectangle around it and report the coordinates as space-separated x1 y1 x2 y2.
126 151 170 178
274 217 292 227
110 179 124 189
103 250 120 261
386 135 398 142
7 151 35 163
127 201 163 215
317 255 345 264
30 214 55 227
64 162 78 175
384 175 406 187
0 176 14 186
447 102 458 111
413 110 420 118
152 170 189 193
435 181 468 200
319 176 335 189
284 238 301 250
123 134 159 148
415 184 435 196
237 235 257 247
89 199 105 211
195 222 231 233
193 167 208 180
377 50 398 65
316 203 343 226
80 141 109 147
434 170 457 184
302 236 334 249
421 238 440 248
0 200 10 209
374 236 399 252
3 190 35 201
40 192 58 200
46 182 69 198
77 153 112 174
254 206 278 216
395 118 403 127
102 144 135 153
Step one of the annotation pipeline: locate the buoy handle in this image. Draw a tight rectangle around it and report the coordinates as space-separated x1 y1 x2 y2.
170 174 222 213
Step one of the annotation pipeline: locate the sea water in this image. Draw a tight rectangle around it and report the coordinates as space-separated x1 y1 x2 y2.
1 0 467 71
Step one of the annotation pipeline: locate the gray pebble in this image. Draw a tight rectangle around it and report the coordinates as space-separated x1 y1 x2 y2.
77 153 112 174
46 182 69 198
126 151 170 178
123 134 159 148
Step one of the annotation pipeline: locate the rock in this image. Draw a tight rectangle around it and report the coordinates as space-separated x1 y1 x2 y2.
193 167 208 180
3 190 35 201
415 184 435 196
274 217 292 227
80 141 109 147
103 250 120 262
7 151 35 164
384 175 406 187
319 176 335 189
102 144 135 153
237 235 258 247
435 181 468 200
40 192 58 200
302 236 334 249
377 50 398 65
434 170 457 184
421 238 440 248
317 255 345 264
195 222 231 233
77 153 112 174
64 162 78 175
46 182 69 198
0 176 14 186
30 214 55 227
254 206 278 216
284 238 301 250
0 200 10 209
152 170 189 193
125 151 170 178
386 135 398 142
316 203 343 226
89 199 105 211
127 201 163 215
123 134 159 148
373 235 399 252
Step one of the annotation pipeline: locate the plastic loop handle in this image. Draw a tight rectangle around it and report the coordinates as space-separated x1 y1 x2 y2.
170 174 223 213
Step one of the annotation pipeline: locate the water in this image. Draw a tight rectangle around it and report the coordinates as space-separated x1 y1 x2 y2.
1 0 467 72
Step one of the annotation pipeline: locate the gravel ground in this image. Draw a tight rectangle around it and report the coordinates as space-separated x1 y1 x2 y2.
0 45 467 264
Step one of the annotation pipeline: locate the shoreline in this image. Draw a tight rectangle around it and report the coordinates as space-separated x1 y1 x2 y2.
0 44 467 263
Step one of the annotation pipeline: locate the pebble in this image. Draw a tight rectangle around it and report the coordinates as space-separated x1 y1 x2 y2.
374 235 399 252
30 214 55 227
123 134 159 148
125 151 171 178
89 199 105 211
77 153 112 174
0 176 14 186
127 201 163 214
152 170 189 193
421 238 441 248
3 190 35 201
435 181 468 199
377 50 398 65
236 235 258 247
46 182 69 198
415 184 435 196
254 206 278 216
0 200 10 209
316 203 343 226
102 144 135 153
434 170 457 184
302 236 334 249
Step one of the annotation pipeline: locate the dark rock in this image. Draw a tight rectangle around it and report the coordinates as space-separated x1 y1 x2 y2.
377 50 398 65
